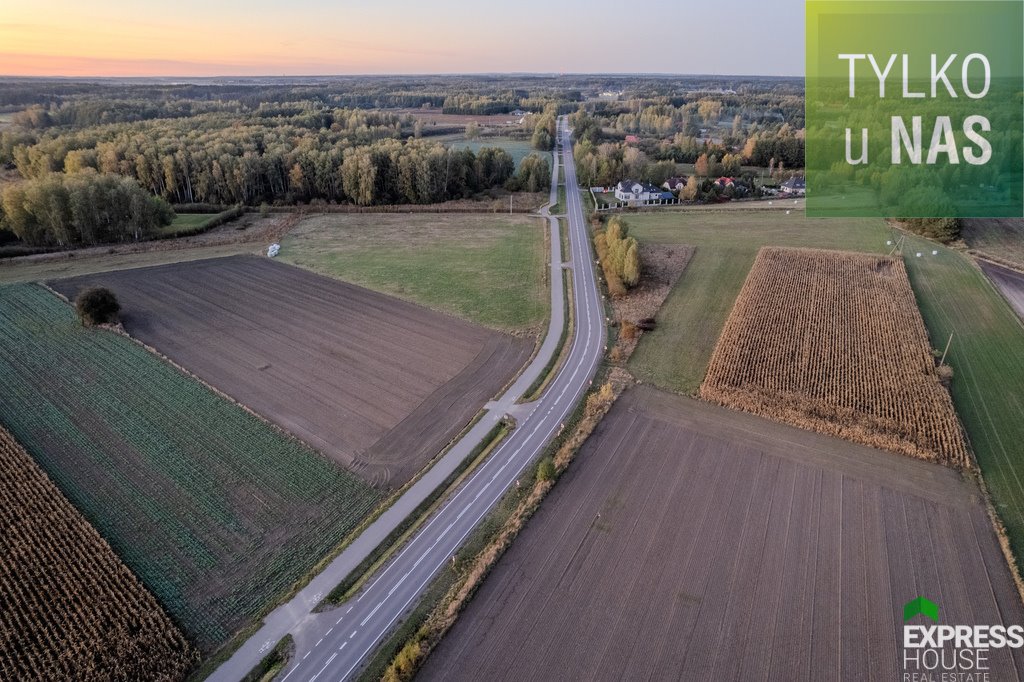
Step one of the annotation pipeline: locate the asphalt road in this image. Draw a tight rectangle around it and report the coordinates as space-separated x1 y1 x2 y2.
208 116 604 682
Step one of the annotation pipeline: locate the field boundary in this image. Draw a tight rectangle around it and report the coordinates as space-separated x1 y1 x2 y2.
971 252 1024 277
362 370 625 682
41 283 326 460
255 204 539 215
158 206 245 240
890 227 1024 606
42 281 516 676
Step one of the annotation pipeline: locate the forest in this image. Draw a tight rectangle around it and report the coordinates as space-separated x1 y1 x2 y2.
0 74 803 247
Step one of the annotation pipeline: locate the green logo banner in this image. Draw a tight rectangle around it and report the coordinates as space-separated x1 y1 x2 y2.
806 0 1024 217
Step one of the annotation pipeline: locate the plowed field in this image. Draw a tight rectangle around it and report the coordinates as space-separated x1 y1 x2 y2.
421 387 1024 680
52 256 531 488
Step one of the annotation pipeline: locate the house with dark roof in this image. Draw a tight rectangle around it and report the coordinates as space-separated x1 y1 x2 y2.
663 176 688 192
780 176 806 196
614 180 674 203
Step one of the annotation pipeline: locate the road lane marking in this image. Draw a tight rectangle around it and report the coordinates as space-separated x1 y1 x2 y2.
309 652 337 682
279 661 300 682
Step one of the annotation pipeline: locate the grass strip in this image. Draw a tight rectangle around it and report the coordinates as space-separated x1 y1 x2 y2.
241 635 294 682
158 206 244 239
324 420 509 604
522 265 573 402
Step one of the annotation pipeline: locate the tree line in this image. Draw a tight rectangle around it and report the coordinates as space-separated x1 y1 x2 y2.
1 171 174 247
594 216 640 297
1 107 548 207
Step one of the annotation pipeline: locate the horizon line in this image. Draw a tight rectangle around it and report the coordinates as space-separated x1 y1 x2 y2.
0 71 804 81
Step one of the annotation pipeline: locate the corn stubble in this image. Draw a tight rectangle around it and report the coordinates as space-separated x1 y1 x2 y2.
0 427 196 681
700 247 968 468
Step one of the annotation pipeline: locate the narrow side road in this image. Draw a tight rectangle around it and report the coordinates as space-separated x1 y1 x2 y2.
207 116 604 682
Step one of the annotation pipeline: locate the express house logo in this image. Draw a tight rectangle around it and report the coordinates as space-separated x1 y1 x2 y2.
902 596 1024 679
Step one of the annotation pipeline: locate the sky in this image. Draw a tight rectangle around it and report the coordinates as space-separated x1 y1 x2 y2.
0 0 805 78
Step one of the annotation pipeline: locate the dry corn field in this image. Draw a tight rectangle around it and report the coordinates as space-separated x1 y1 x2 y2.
0 426 196 681
700 247 969 467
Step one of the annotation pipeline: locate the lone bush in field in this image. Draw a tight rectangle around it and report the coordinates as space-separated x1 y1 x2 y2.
75 287 120 326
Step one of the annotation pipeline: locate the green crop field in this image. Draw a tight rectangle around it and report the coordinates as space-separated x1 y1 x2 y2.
280 213 547 332
0 284 383 653
624 208 890 393
900 235 1024 564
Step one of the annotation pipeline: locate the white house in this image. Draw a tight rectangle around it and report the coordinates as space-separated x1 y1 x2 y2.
614 179 673 203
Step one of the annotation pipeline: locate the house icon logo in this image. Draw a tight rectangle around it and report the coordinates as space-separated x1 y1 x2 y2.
903 596 939 623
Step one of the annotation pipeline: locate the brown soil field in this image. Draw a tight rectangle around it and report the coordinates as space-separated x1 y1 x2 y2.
421 386 1024 680
980 259 1024 323
0 425 196 681
51 256 530 488
700 247 968 467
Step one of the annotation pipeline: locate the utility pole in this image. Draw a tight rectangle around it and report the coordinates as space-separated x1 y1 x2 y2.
939 332 954 367
889 234 905 257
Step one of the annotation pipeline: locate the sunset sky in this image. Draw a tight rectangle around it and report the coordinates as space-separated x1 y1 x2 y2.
1 0 804 77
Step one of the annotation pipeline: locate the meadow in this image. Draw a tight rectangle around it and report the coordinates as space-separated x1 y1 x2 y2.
901 234 1024 562
439 135 546 168
280 213 548 332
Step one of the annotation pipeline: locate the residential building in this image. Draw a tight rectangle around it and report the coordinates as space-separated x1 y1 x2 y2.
614 180 674 203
